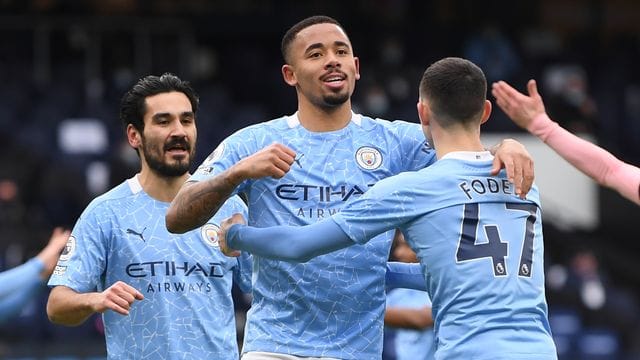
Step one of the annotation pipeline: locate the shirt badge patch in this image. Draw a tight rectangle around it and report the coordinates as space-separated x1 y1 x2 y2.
58 235 76 262
201 223 221 247
355 146 383 170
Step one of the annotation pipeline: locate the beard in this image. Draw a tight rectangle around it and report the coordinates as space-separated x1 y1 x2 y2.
141 136 195 177
322 91 350 107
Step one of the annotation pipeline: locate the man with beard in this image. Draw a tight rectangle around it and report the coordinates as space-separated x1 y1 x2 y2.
46 73 251 359
166 16 535 360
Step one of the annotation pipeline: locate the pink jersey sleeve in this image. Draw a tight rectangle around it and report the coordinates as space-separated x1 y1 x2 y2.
528 113 640 205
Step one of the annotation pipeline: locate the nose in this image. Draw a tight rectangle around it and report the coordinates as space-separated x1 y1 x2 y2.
324 52 341 69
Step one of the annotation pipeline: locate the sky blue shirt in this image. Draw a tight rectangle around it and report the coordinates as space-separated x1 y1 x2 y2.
334 152 556 360
190 112 435 359
48 175 250 360
385 288 434 360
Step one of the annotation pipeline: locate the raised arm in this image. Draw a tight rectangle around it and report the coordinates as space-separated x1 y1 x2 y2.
493 79 640 205
0 227 69 324
166 143 297 233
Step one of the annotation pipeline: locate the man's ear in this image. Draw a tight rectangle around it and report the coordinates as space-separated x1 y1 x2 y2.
282 64 297 86
417 100 430 127
127 124 141 149
480 100 492 125
354 57 361 80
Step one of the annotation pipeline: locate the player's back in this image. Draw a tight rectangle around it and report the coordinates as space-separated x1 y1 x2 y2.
403 153 556 359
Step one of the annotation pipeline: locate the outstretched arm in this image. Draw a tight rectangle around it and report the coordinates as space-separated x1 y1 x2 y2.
493 79 640 205
219 214 354 262
166 143 296 233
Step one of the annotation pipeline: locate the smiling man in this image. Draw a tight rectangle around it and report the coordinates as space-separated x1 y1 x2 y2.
46 73 251 359
166 16 536 360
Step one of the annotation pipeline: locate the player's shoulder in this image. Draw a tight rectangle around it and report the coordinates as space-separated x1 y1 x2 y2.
82 176 140 215
357 114 419 132
230 115 290 136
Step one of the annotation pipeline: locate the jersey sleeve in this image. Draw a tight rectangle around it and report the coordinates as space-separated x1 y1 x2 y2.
385 262 427 292
47 206 109 292
332 174 421 244
227 219 354 262
211 195 253 293
389 120 436 172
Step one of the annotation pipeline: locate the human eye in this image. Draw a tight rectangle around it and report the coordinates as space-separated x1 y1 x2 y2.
337 47 350 56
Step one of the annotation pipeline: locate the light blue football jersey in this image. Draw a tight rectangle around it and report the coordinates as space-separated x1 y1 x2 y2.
333 152 557 360
190 112 435 359
385 288 434 360
48 175 251 360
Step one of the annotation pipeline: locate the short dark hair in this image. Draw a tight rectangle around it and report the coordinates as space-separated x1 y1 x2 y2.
281 15 343 63
419 57 487 128
119 73 199 132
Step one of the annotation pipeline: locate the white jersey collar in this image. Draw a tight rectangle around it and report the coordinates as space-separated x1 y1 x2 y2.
441 151 493 161
126 174 143 194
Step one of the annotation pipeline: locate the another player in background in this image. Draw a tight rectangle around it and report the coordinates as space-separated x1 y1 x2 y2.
46 73 251 359
219 57 557 359
492 79 640 206
384 229 434 360
0 227 69 324
166 15 535 360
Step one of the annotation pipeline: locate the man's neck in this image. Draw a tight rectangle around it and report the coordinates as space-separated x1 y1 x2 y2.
297 100 353 132
137 168 190 203
432 129 485 160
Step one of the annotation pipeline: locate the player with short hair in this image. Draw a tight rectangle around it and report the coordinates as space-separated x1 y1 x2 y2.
47 73 250 359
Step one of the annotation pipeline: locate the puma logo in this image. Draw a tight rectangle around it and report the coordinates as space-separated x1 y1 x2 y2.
294 153 304 168
126 227 147 242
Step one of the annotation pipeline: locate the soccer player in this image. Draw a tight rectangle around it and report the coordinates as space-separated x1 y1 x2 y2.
384 230 434 360
0 227 69 324
492 79 640 206
166 16 535 359
219 57 558 359
46 73 251 359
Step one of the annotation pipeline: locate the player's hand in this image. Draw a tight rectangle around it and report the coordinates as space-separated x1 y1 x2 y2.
234 143 296 180
218 213 247 257
490 139 534 199
94 281 144 316
491 79 546 130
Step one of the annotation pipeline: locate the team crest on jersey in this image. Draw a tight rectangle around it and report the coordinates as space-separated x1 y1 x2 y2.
59 235 76 262
201 223 221 247
355 146 382 170
197 142 225 174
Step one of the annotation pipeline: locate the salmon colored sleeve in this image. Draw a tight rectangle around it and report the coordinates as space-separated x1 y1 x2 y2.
528 113 640 205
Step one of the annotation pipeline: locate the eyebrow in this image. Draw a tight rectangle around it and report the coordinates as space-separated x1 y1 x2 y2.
304 40 351 53
152 111 194 120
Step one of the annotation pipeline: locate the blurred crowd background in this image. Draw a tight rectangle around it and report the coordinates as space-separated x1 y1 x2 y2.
1 0 639 359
